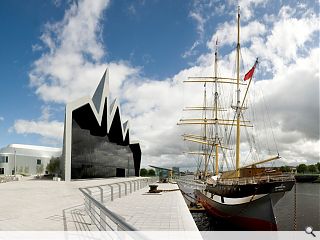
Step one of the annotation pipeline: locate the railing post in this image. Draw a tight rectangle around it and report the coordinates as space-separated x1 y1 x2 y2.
98 186 104 203
86 189 93 223
79 188 139 232
119 184 121 198
130 181 132 193
110 185 114 201
100 208 107 230
125 182 127 196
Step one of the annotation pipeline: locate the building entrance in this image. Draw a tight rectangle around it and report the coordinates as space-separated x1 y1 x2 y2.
116 168 125 177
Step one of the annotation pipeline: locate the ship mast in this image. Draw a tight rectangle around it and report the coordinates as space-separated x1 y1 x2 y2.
214 39 219 176
235 6 241 177
203 82 208 179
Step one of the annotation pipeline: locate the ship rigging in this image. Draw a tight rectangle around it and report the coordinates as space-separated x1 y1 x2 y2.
177 6 295 230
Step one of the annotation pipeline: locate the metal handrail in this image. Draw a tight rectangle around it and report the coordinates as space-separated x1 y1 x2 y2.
79 187 138 231
83 177 157 191
79 177 157 235
82 177 157 203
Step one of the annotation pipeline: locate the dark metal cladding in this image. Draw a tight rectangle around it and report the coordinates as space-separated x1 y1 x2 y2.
63 69 142 179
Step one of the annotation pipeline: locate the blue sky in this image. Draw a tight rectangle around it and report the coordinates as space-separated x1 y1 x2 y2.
0 0 319 168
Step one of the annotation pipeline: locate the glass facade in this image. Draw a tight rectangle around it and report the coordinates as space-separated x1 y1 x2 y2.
71 120 135 179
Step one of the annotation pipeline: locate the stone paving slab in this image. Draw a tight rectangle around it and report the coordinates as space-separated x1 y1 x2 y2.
105 182 199 231
0 176 142 230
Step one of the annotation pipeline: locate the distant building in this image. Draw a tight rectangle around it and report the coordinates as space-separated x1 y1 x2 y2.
0 144 62 176
172 167 180 177
61 69 141 181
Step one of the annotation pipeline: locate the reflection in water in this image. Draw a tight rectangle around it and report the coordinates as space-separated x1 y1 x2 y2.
71 120 135 179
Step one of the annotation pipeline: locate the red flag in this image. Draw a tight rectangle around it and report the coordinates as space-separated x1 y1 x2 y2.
244 59 258 81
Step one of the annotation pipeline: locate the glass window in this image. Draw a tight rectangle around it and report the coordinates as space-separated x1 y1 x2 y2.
37 159 41 165
0 156 7 163
0 168 4 174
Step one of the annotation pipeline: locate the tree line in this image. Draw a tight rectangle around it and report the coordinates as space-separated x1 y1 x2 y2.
139 168 156 177
278 162 320 174
296 162 320 174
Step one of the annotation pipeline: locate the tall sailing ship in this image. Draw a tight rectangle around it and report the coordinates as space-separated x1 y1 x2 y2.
178 7 295 230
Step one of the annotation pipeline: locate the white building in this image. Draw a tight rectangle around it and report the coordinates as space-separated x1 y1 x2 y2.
0 144 62 176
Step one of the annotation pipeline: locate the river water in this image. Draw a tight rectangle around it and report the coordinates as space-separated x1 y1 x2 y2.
184 182 320 231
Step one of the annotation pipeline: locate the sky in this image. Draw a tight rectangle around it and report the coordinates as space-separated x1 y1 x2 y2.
0 0 319 170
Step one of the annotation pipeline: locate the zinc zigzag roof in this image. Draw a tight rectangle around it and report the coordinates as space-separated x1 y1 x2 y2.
64 69 133 144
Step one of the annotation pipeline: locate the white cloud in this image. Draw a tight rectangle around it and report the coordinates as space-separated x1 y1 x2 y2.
236 0 267 21
127 3 320 167
17 1 319 169
52 0 62 8
31 44 43 52
208 20 267 49
0 117 4 122
266 13 318 63
255 48 319 140
29 0 114 104
10 105 64 141
11 119 63 141
182 40 201 59
189 11 206 36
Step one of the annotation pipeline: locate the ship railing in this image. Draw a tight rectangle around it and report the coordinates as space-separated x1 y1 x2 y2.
175 178 206 190
217 174 295 185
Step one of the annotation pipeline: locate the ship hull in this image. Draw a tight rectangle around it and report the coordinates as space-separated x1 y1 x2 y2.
194 189 286 230
206 179 295 198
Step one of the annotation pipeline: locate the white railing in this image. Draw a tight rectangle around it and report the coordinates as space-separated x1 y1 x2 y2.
80 188 139 231
81 177 157 204
79 177 157 232
0 175 20 183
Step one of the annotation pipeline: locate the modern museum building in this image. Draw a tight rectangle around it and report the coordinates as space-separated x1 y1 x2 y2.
0 69 141 181
61 69 141 181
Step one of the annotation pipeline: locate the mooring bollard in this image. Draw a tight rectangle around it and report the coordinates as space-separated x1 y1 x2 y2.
148 184 159 193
